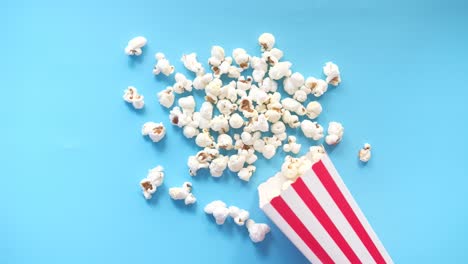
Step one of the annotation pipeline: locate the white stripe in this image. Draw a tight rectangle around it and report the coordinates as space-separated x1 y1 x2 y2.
321 155 394 263
302 169 375 263
262 203 320 264
281 187 350 264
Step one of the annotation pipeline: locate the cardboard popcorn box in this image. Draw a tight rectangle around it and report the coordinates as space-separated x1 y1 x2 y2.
258 154 393 264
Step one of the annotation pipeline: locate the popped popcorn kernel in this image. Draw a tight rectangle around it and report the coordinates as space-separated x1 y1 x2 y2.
325 121 344 145
169 182 197 205
246 219 270 243
300 120 324 140
124 36 147 56
323 61 341 86
123 86 144 109
205 200 229 225
140 166 164 200
258 33 275 51
359 143 372 162
141 122 166 143
153 52 175 76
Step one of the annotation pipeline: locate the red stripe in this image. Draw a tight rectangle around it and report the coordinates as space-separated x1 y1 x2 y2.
270 196 335 264
313 161 387 264
293 177 362 264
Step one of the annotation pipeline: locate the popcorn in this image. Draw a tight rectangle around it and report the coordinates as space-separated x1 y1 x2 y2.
169 106 190 127
293 89 308 103
232 48 250 69
262 144 277 159
238 146 258 164
258 33 275 51
306 145 326 162
325 121 344 145
187 155 209 176
178 95 196 113
215 56 233 78
237 76 253 91
217 134 233 150
238 165 256 182
217 99 238 116
141 122 166 143
157 87 175 108
251 56 268 83
183 125 199 138
280 155 312 181
359 143 372 162
153 52 175 76
228 113 245 129
219 81 238 103
193 73 214 90
247 114 269 132
200 101 214 119
208 46 225 67
281 98 304 115
173 73 193 94
140 166 164 199
271 121 286 135
228 154 246 172
209 155 229 177
123 86 144 109
181 53 204 75
283 72 305 95
283 136 301 154
124 36 147 56
323 61 341 86
305 101 322 119
248 85 269 105
262 48 283 66
246 219 270 243
169 182 197 205
265 108 283 124
253 139 266 153
260 77 278 93
205 78 223 103
305 77 328 97
228 206 250 226
195 129 216 148
300 120 324 140
210 115 230 133
227 66 242 79
204 200 229 225
269 61 292 80
282 110 300 128
239 97 256 117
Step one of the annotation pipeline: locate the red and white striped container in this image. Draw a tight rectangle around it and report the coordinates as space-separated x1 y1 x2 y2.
259 154 393 264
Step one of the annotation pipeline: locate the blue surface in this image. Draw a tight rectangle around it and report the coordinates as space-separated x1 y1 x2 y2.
2 0 468 263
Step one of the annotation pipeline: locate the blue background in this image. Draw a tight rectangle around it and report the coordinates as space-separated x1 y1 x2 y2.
2 0 468 263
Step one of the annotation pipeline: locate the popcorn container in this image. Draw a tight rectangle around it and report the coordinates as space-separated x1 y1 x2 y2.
258 155 393 264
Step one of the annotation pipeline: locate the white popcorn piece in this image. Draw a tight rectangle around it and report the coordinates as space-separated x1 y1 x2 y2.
283 136 301 154
306 145 326 162
293 89 308 103
269 61 292 80
227 66 242 79
181 53 204 75
238 165 256 182
260 77 278 93
248 85 269 105
325 121 344 145
153 52 175 76
140 166 164 200
251 56 268 83
228 206 250 226
141 122 166 143
209 155 229 177
280 155 312 180
237 76 253 91
214 56 233 78
232 48 250 69
239 97 256 118
323 61 341 86
124 36 147 56
253 138 266 153
305 77 328 97
217 99 238 116
157 86 175 108
262 144 277 159
258 33 275 51
169 182 197 205
208 45 225 67
305 101 322 119
241 131 254 145
282 110 300 128
219 81 238 103
178 95 196 113
248 114 269 132
270 121 286 135
173 73 193 94
238 146 258 164
123 86 144 109
283 72 305 95
228 154 246 172
246 219 270 243
210 115 230 133
228 113 245 129
217 134 233 150
265 108 283 124
195 129 216 148
188 155 208 176
205 200 230 225
301 120 324 140
359 143 372 162
169 106 191 127
183 125 199 139
205 78 223 101
193 73 214 90
262 48 283 66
